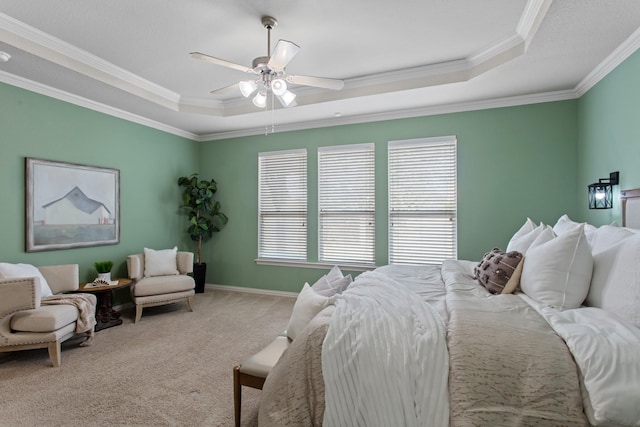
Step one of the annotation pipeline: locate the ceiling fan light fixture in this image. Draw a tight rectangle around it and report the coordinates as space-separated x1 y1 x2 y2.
278 90 297 107
252 91 267 108
271 78 287 96
239 80 258 97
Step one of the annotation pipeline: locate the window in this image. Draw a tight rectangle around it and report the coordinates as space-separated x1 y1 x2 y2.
258 149 307 260
388 137 457 265
318 143 375 265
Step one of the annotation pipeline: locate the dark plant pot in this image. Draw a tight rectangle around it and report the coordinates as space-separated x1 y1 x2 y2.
192 262 207 293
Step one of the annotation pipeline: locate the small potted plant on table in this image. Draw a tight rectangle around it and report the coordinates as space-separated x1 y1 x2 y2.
94 260 114 283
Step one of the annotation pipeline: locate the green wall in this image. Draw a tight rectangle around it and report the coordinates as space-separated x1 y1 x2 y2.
578 48 640 226
0 83 199 286
17 60 640 294
200 100 579 292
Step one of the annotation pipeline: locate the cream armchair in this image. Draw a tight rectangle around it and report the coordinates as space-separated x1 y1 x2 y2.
126 250 195 323
0 264 93 367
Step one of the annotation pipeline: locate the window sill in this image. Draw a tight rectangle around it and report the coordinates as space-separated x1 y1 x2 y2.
255 258 376 272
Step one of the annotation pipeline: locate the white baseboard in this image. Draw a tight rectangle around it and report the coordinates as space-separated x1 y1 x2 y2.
206 283 297 298
111 284 296 312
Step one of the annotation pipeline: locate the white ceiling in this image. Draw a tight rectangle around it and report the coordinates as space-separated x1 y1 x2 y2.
1 1 640 141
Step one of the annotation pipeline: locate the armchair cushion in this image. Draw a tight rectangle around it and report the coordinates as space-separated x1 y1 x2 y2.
11 305 78 332
133 274 195 297
143 247 179 277
0 263 53 298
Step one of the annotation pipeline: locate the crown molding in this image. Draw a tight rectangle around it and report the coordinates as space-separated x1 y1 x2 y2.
574 25 640 97
0 0 551 118
0 12 180 108
197 89 578 141
0 70 198 140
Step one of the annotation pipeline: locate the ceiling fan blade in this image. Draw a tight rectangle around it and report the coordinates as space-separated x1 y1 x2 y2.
268 40 300 71
210 83 239 95
190 52 256 74
287 74 344 91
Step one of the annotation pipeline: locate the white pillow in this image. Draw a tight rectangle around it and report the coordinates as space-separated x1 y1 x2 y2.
326 265 344 283
552 214 597 236
286 283 329 341
520 224 593 309
0 263 53 298
587 224 635 255
506 223 550 254
144 246 179 277
314 274 353 297
506 218 536 249
586 234 640 327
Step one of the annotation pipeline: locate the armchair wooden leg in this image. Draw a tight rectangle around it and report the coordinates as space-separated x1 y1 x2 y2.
187 295 195 312
233 365 241 427
48 341 61 367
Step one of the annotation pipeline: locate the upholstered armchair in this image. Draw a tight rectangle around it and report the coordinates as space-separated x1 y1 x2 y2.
126 248 196 323
0 264 95 367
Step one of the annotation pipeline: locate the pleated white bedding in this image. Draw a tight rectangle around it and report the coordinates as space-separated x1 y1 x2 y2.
321 271 449 427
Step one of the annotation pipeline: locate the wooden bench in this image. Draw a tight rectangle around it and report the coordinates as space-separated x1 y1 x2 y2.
233 334 290 427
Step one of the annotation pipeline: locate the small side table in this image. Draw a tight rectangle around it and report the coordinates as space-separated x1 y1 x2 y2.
77 278 133 331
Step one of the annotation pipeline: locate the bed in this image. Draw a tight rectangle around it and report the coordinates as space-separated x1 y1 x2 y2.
258 189 640 427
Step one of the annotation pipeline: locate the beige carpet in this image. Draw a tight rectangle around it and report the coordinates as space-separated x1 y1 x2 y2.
0 288 295 427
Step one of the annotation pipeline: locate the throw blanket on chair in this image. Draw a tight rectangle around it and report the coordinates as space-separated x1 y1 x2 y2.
42 294 97 345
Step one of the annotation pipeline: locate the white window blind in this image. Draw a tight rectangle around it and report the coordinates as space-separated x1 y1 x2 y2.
258 149 307 260
318 143 375 265
388 137 457 265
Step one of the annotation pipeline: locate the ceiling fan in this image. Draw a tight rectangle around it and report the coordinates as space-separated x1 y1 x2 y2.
190 16 344 108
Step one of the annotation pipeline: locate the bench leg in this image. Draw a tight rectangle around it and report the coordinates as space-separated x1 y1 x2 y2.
233 365 241 427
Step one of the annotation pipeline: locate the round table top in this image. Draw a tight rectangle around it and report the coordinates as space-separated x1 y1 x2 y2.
78 277 133 292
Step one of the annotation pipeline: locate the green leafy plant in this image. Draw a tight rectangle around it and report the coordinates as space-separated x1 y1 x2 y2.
178 174 228 264
94 260 113 273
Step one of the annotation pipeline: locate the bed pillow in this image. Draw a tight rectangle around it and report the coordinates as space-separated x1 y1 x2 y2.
552 214 597 236
506 223 550 254
474 248 524 294
587 224 635 255
144 246 179 277
520 224 593 309
506 218 536 250
0 263 53 298
313 274 353 297
286 283 329 341
586 233 640 327
326 265 344 283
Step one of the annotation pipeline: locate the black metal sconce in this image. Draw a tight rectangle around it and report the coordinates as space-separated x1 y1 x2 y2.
588 171 619 209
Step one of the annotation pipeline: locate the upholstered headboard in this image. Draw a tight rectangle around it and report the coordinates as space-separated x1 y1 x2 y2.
621 188 640 229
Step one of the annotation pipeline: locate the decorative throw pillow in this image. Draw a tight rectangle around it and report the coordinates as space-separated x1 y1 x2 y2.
474 248 524 294
520 224 593 309
144 246 179 277
0 263 53 298
286 283 329 341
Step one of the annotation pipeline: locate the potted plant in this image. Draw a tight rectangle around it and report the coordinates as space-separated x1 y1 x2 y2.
178 174 228 293
94 260 113 283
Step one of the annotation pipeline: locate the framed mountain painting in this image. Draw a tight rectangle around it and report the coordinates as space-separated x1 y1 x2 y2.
25 158 120 252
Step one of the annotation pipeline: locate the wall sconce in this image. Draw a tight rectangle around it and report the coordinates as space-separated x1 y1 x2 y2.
588 171 619 209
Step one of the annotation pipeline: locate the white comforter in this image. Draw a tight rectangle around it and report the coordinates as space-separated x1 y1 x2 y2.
521 294 640 427
321 271 449 427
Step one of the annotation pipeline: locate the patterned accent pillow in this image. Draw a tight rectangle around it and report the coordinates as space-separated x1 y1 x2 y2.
474 248 524 294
